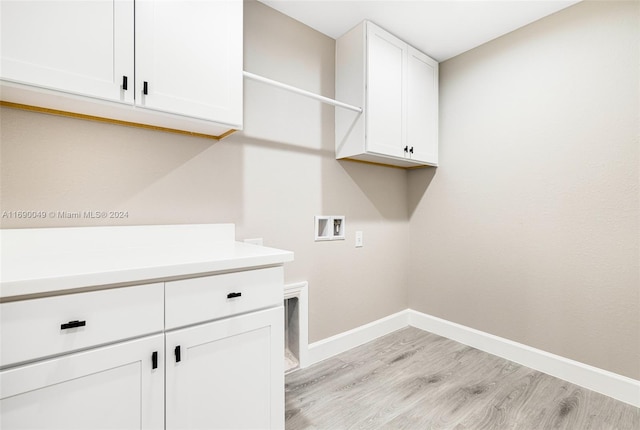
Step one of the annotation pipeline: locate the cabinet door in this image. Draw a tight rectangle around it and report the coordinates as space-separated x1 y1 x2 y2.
135 0 243 127
166 307 284 430
0 0 134 104
406 47 439 165
365 23 405 159
0 334 164 430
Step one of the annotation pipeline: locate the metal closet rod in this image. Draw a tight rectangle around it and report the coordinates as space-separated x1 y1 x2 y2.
243 71 363 113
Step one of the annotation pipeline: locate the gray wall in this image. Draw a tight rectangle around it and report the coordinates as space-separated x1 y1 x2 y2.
1 0 638 380
408 0 639 379
0 0 409 343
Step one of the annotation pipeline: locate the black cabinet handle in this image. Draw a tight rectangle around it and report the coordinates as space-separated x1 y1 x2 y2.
152 351 158 369
409 147 414 154
60 320 86 330
175 345 181 363
143 81 148 95
404 146 408 153
227 292 242 299
122 75 128 91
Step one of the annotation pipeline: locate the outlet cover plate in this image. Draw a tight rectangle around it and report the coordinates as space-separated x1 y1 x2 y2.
315 215 345 241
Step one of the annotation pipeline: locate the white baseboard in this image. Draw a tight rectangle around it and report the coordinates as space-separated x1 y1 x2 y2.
307 310 409 366
407 309 640 408
304 308 640 407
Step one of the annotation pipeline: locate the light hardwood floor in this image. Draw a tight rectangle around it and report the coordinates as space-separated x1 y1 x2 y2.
285 327 639 429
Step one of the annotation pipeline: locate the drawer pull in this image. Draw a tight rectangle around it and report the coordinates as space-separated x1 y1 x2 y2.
175 345 181 363
227 292 242 299
152 351 158 369
60 320 86 330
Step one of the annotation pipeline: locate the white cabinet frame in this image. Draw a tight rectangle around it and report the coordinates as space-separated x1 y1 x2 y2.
0 0 243 139
0 334 164 430
336 21 439 168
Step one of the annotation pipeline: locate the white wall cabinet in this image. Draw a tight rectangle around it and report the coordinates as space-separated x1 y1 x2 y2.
407 47 439 164
336 21 438 168
365 23 405 160
0 0 134 105
135 0 242 126
0 0 242 137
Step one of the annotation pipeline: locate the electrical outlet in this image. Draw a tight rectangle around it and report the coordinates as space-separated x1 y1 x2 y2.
355 231 363 248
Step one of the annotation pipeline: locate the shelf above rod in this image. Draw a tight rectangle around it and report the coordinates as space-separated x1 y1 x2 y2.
243 71 363 113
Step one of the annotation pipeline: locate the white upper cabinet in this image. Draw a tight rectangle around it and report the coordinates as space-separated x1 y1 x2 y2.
0 0 243 137
0 0 135 104
406 46 439 164
135 0 242 126
336 21 439 168
366 24 405 159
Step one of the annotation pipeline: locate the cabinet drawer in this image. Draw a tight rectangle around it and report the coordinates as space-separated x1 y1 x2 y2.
165 267 283 330
0 283 164 368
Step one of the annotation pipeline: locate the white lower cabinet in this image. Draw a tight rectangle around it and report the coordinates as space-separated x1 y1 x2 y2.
0 267 285 430
166 307 284 430
0 334 164 430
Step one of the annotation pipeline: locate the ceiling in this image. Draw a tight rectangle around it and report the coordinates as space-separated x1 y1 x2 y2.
258 0 581 62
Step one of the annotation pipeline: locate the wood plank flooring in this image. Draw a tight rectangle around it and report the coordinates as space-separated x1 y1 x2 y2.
285 327 639 429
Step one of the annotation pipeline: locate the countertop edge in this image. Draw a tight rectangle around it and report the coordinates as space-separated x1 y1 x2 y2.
1 249 294 301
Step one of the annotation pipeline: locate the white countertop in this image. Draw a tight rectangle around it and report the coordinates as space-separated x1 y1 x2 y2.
0 224 294 300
